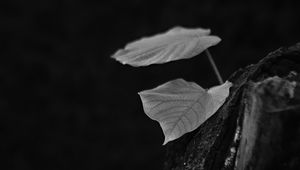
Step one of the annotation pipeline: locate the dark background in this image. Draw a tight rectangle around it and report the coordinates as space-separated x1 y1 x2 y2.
1 0 300 169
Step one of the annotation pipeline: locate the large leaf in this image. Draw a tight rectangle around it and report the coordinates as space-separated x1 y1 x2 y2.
138 79 232 145
112 27 221 66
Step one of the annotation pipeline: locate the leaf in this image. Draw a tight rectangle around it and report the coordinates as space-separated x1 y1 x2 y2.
112 26 221 67
138 79 232 145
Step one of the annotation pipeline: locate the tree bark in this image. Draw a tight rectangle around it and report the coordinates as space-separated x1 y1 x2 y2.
164 43 300 170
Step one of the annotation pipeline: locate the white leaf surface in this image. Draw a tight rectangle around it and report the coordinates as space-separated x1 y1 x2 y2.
138 79 232 145
112 27 221 66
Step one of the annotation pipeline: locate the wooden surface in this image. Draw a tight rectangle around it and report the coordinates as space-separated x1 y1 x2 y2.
164 43 300 170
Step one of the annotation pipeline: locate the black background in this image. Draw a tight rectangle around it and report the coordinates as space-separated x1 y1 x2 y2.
1 0 300 170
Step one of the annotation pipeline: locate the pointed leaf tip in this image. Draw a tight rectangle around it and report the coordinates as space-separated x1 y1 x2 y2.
112 26 221 67
139 79 232 145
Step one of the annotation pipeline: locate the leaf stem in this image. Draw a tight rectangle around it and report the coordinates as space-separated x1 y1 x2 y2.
205 49 224 84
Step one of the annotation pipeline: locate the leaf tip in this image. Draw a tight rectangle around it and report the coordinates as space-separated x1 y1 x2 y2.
111 48 136 65
162 133 176 145
137 90 147 96
215 36 222 43
208 35 222 46
162 140 168 145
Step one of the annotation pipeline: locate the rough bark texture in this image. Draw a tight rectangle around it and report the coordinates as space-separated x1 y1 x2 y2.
164 43 300 170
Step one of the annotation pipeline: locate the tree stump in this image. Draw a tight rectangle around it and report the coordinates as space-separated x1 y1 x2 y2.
163 43 300 170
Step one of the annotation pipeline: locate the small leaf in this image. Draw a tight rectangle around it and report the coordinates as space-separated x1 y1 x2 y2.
138 79 232 145
112 27 221 67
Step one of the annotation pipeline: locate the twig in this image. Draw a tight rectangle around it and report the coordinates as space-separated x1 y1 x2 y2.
205 49 224 84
